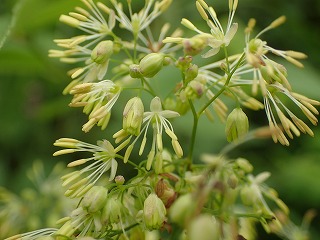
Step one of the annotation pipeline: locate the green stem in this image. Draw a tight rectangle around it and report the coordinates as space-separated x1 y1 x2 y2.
197 52 245 117
140 77 157 97
187 99 199 168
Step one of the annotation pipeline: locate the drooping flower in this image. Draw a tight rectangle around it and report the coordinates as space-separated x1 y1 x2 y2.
163 0 239 57
113 96 183 171
49 0 117 85
53 138 126 198
227 17 320 145
69 80 122 132
261 83 319 145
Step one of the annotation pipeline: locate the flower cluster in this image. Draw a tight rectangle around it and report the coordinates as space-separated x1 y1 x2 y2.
53 138 121 198
164 0 319 145
6 0 319 239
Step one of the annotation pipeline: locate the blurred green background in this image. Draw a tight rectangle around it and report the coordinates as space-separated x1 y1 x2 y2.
0 0 319 239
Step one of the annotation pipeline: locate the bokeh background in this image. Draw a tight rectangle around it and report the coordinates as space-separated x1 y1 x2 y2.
0 0 319 239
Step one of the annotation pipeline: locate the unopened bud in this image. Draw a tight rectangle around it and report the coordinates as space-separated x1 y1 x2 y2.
91 40 113 64
139 53 165 78
115 175 125 185
186 80 205 99
188 214 219 240
123 97 144 135
176 55 193 69
185 64 199 82
240 185 258 205
129 64 142 78
169 193 196 226
143 193 167 230
227 174 238 189
225 108 249 142
236 158 253 173
81 186 108 213
101 196 125 224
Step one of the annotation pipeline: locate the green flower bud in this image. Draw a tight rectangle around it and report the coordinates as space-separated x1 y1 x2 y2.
185 80 205 99
101 196 126 224
227 174 239 189
115 175 125 185
91 40 113 64
123 97 144 135
185 64 199 82
139 53 165 78
176 55 193 70
129 64 142 78
169 193 196 226
236 158 253 173
225 108 249 142
240 185 259 206
188 215 219 240
81 186 108 213
143 193 167 230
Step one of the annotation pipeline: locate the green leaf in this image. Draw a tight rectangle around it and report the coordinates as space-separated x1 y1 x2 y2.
0 0 26 50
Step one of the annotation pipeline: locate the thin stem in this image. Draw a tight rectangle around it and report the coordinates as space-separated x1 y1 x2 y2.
187 99 199 168
140 77 157 97
197 52 245 116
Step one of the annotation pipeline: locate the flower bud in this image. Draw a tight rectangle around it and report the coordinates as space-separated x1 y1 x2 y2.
115 175 125 185
176 55 193 70
123 97 144 135
91 40 113 64
169 193 196 226
185 80 205 99
129 64 142 78
101 196 126 224
225 108 249 142
188 214 219 240
139 53 165 78
143 193 167 230
81 186 108 213
236 158 253 173
240 185 259 206
227 174 238 189
185 64 199 82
